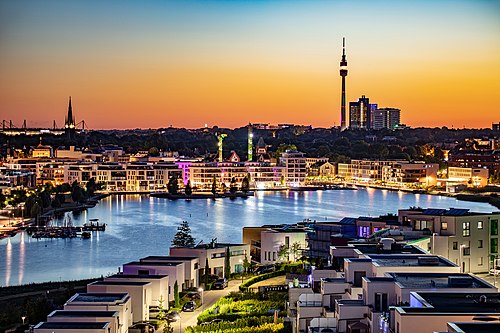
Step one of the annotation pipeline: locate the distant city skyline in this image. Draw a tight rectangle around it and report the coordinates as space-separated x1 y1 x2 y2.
0 0 499 130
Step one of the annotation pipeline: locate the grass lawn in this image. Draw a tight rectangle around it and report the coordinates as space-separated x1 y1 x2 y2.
250 275 286 288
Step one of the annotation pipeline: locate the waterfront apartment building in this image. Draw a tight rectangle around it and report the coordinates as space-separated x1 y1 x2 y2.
448 166 489 187
350 159 403 182
280 150 307 187
371 107 401 130
63 163 97 186
381 162 438 187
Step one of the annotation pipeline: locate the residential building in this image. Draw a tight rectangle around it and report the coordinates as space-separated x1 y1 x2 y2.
169 241 250 279
33 322 112 333
393 292 500 333
398 208 500 273
280 150 307 187
122 261 184 302
260 227 308 264
86 280 153 323
448 166 489 187
46 310 119 333
371 108 400 130
382 162 438 187
104 274 169 310
349 95 376 129
139 256 199 288
63 293 132 333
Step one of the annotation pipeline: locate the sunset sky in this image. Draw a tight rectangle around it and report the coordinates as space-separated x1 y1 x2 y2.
0 0 499 129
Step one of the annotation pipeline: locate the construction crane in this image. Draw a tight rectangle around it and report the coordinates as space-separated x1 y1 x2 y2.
217 133 227 162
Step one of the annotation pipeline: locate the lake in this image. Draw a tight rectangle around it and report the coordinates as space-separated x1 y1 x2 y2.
0 189 496 286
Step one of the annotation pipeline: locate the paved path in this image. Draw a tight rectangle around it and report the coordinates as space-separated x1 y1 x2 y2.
162 279 242 333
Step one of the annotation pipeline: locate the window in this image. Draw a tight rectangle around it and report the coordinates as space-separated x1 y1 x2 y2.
463 247 471 256
478 257 483 266
453 242 458 250
440 221 448 230
478 221 483 229
492 220 499 236
478 240 483 248
463 222 470 237
491 239 498 254
273 252 276 261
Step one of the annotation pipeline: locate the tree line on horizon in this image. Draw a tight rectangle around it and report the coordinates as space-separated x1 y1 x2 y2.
1 126 497 165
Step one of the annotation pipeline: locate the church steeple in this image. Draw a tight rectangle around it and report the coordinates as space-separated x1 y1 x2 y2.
65 96 75 129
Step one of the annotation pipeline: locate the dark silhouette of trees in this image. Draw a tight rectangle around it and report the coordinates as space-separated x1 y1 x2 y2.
167 174 179 195
184 180 192 196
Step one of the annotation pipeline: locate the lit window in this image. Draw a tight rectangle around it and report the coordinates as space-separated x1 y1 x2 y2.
478 221 483 229
463 222 470 237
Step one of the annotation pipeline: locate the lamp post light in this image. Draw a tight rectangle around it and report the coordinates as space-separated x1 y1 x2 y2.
239 259 244 283
198 287 204 310
174 314 181 333
21 316 26 325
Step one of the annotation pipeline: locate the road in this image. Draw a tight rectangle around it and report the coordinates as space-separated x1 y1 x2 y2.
163 279 242 333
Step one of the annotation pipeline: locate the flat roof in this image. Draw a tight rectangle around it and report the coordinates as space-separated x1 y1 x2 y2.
387 273 493 289
69 293 129 303
367 255 455 267
401 292 500 314
448 322 500 333
48 310 118 318
35 322 110 329
90 281 150 286
124 261 182 266
140 255 198 261
351 244 427 255
106 273 168 279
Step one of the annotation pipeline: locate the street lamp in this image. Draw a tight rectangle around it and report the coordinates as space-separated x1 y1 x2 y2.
21 316 26 325
174 314 181 333
198 287 204 310
239 259 244 283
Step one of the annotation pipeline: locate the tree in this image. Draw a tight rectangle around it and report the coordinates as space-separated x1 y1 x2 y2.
290 242 301 261
167 174 179 195
30 202 41 225
211 176 217 195
242 255 251 274
174 281 180 308
39 190 51 209
171 221 195 247
71 182 85 204
204 257 210 288
0 191 6 209
277 244 289 262
157 294 166 321
224 246 231 279
51 198 61 209
185 181 192 196
241 176 250 193
229 177 237 194
86 178 97 197
148 146 160 157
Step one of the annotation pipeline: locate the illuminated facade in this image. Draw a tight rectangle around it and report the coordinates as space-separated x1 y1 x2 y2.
371 108 401 130
349 95 377 129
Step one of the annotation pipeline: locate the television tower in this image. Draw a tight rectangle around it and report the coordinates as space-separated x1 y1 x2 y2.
339 38 348 130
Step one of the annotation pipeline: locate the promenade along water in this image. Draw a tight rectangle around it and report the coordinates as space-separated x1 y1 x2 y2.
0 189 496 286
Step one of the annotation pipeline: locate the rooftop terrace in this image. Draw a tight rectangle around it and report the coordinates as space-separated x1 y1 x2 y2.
401 292 500 314
388 273 494 289
48 310 118 318
68 293 129 303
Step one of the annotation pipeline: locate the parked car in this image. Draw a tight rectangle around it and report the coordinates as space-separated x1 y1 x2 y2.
490 266 500 276
212 278 228 289
182 301 196 312
131 322 155 333
166 310 180 322
254 264 275 275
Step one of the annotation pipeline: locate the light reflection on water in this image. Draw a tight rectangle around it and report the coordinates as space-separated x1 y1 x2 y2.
0 190 495 286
